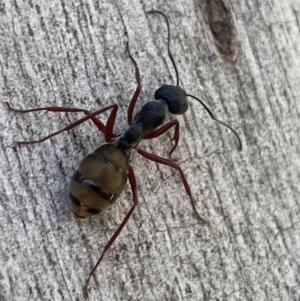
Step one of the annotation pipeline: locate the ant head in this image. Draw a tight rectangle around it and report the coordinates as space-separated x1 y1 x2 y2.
148 11 242 151
154 84 188 115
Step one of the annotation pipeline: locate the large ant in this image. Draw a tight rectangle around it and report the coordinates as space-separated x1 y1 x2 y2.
6 11 242 297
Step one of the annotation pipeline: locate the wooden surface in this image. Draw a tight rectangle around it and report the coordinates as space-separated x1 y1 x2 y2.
1 1 300 300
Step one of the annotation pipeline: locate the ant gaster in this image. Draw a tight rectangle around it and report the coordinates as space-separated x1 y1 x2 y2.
6 10 242 297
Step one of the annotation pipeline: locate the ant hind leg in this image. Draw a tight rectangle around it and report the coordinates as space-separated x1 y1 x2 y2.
137 148 209 225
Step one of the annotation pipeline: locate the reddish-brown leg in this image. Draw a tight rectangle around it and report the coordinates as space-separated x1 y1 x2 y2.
126 42 142 124
5 102 112 137
144 120 180 157
137 149 208 225
83 165 138 298
6 103 118 144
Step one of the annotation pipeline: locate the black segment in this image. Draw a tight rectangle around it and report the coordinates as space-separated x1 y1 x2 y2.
87 208 101 215
72 170 83 183
118 100 168 150
72 170 111 200
70 193 81 206
154 85 188 114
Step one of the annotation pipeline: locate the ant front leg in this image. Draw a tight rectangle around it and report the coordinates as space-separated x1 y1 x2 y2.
126 42 142 124
83 166 138 298
137 148 209 225
6 103 118 144
144 120 180 158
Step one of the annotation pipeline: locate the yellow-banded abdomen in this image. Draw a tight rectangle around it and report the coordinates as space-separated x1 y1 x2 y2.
70 144 129 218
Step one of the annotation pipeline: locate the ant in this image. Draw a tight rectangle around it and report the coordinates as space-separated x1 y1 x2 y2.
6 10 242 297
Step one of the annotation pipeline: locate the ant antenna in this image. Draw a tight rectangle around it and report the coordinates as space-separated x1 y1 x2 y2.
186 93 242 150
148 11 242 151
147 10 180 86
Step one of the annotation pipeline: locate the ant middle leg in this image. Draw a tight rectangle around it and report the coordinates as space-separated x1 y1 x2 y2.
137 148 209 225
144 120 180 158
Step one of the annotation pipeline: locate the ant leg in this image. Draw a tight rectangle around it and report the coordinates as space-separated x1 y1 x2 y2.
83 166 138 298
5 102 115 139
137 148 208 225
126 42 142 124
7 104 118 144
144 120 180 158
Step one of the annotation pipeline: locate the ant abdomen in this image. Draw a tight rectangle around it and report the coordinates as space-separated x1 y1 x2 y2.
70 144 129 218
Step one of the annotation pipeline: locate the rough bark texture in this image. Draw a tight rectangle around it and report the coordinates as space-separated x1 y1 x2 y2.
1 1 300 300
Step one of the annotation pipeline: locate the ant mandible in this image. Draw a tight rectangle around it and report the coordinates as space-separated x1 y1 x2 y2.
6 10 242 297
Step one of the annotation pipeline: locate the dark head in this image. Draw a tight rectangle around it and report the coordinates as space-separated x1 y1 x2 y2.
148 10 242 151
154 84 188 115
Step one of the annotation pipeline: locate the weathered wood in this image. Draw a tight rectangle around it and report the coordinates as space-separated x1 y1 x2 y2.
1 0 300 300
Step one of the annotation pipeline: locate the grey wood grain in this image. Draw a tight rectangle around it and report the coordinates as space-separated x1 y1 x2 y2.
1 0 300 300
